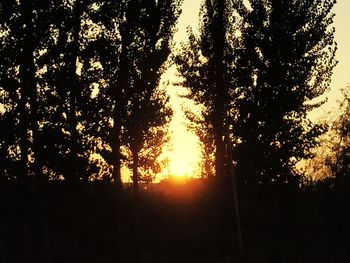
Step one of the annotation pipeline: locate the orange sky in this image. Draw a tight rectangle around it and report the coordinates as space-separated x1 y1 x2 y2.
160 0 350 178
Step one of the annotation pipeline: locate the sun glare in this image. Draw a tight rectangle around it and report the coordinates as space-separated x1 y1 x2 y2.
158 0 202 179
168 150 197 177
160 111 201 178
158 65 202 179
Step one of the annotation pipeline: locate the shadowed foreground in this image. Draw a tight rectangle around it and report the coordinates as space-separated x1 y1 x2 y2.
1 179 349 263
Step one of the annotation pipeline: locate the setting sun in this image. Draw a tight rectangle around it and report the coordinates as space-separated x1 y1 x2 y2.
158 99 201 178
162 81 202 177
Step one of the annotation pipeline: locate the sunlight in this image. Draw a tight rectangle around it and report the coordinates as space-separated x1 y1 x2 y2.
158 66 202 178
168 151 197 177
160 127 201 178
157 0 202 179
166 111 201 177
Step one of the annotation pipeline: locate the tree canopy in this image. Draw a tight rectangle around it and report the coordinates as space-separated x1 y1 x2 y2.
0 0 182 187
175 0 337 185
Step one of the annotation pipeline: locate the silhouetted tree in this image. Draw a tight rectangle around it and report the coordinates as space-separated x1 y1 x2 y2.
75 1 126 185
5 1 124 184
64 0 83 181
1 0 179 185
184 109 215 178
175 0 241 178
0 97 19 181
329 86 350 187
0 0 56 181
124 90 172 185
233 0 337 185
35 0 104 181
82 0 181 188
121 0 181 191
0 9 21 181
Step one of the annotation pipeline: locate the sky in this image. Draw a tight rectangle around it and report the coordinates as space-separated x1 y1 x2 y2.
162 0 350 177
326 0 350 111
158 0 202 178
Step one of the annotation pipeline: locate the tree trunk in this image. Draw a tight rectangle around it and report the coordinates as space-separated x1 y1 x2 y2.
111 120 122 189
25 16 42 182
66 0 82 183
18 90 30 181
213 0 226 178
214 125 225 178
111 20 131 189
19 1 41 181
132 148 139 193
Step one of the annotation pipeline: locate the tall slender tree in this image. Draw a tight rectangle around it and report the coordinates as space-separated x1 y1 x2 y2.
83 0 181 188
38 0 108 181
121 0 181 191
82 0 130 186
36 0 77 181
1 0 179 184
0 2 20 181
233 0 337 185
184 109 215 178
0 0 56 181
175 0 241 178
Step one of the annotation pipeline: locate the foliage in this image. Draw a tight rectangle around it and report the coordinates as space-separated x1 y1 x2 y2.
232 0 337 184
123 89 172 184
38 0 104 181
183 107 215 178
328 86 350 186
0 0 181 185
0 0 57 180
175 0 242 178
118 0 181 189
176 0 336 185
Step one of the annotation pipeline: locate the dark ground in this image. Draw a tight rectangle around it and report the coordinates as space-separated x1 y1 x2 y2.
1 179 349 263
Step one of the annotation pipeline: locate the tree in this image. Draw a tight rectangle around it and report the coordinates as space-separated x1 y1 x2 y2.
1 0 179 185
121 0 181 191
123 89 172 185
329 86 350 187
184 108 215 178
0 0 56 181
233 0 337 185
82 0 181 189
0 0 119 182
37 0 106 181
0 6 21 180
175 0 241 178
0 91 20 181
303 86 350 187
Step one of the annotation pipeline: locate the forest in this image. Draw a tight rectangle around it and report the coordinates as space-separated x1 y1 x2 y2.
1 0 349 262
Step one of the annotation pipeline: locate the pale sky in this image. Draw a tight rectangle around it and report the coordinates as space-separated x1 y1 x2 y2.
325 0 350 111
163 0 350 177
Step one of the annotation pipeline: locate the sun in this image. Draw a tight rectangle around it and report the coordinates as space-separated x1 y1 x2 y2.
160 81 202 178
168 151 197 177
160 143 201 178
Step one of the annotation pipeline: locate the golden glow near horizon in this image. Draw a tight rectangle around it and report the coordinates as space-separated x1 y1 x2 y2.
159 72 201 178
158 0 350 179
